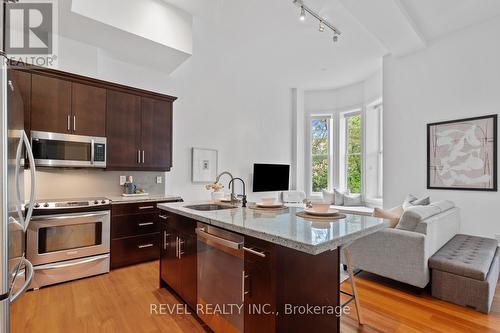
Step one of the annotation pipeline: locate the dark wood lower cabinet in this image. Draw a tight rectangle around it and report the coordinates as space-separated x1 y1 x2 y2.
160 213 197 310
110 200 181 269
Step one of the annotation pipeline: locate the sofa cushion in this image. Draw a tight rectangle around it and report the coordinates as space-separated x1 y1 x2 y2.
322 190 335 204
429 234 498 280
396 200 455 231
402 194 430 210
334 189 344 206
373 206 403 228
344 194 362 206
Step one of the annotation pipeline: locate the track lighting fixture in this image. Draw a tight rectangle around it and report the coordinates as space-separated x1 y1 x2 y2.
299 6 306 21
292 1 341 43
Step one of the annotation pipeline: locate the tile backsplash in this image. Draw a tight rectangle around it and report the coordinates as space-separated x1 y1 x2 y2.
24 169 166 200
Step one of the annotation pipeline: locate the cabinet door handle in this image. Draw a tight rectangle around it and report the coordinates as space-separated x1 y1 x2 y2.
142 150 145 164
138 206 155 210
138 222 154 226
138 244 154 249
243 247 267 258
178 239 184 258
241 270 250 302
67 115 71 132
73 115 76 132
159 215 168 220
163 231 170 250
138 150 141 164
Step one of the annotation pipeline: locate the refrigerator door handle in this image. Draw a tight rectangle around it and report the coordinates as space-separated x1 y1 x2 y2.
9 258 34 303
22 131 36 230
13 133 25 225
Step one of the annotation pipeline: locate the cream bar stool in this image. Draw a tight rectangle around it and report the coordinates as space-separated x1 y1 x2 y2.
340 244 364 325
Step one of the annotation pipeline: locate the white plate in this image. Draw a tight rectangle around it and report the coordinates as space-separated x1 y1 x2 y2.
256 202 284 208
304 208 339 216
122 193 149 197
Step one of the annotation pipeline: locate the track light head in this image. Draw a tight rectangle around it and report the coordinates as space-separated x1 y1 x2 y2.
299 6 306 21
319 20 325 32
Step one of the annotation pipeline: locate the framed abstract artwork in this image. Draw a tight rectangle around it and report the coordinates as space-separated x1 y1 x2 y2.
192 148 218 183
427 114 497 191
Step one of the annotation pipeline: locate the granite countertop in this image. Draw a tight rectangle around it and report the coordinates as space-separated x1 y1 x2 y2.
108 194 182 204
158 201 387 255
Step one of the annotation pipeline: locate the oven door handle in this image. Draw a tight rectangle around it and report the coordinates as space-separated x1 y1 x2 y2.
195 227 243 250
33 254 110 270
90 139 95 165
30 212 109 221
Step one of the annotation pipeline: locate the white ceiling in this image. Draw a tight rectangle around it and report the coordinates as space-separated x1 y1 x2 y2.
400 0 500 41
56 0 500 90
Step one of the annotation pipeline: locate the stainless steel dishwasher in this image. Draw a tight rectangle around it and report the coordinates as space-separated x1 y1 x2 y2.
196 222 244 333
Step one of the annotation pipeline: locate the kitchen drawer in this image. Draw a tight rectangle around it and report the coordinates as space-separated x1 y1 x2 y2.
111 233 160 269
111 200 181 216
112 213 159 239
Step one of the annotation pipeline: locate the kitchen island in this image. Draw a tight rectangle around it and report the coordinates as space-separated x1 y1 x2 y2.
157 202 387 333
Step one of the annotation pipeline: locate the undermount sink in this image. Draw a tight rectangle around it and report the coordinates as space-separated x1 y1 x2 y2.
184 204 237 211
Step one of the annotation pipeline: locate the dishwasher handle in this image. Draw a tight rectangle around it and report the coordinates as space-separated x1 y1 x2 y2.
195 227 243 250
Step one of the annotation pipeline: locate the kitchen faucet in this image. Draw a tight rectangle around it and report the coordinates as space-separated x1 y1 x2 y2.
212 171 238 203
228 178 247 207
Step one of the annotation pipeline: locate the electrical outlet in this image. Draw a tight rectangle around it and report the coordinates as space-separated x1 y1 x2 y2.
156 176 163 184
119 176 126 186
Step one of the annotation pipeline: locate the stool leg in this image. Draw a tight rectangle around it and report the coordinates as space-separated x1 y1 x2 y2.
343 247 364 325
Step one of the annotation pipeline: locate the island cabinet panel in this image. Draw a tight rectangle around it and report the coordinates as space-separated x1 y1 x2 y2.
106 90 142 170
244 236 277 333
71 83 106 136
110 200 181 269
159 213 197 310
31 74 72 133
275 247 340 333
141 97 173 170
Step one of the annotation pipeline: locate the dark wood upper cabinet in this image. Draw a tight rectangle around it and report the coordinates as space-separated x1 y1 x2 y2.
71 83 106 136
31 74 72 133
141 97 173 169
106 90 141 169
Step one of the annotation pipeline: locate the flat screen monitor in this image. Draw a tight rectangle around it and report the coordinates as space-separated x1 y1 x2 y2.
252 163 290 192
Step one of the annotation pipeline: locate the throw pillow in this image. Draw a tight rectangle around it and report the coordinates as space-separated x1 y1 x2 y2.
344 194 363 206
373 206 403 228
334 189 344 206
322 190 335 205
402 194 430 210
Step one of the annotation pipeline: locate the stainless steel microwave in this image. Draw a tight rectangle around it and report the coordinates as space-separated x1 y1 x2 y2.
31 131 106 168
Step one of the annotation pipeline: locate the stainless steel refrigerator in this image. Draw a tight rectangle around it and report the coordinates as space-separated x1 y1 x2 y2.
1 2 38 332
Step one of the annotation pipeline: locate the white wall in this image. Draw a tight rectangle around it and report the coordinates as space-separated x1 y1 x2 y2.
384 17 500 238
34 2 293 202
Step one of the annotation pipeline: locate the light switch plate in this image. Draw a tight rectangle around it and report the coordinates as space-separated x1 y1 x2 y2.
119 176 126 186
156 176 163 184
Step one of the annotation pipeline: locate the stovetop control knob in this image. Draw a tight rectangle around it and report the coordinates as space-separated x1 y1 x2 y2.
43 203 49 208
94 200 99 204
34 203 40 208
101 200 106 204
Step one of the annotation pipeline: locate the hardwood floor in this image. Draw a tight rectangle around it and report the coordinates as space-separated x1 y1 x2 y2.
10 261 500 333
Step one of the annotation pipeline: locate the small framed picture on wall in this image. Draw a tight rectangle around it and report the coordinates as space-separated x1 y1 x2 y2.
427 114 497 191
192 148 218 183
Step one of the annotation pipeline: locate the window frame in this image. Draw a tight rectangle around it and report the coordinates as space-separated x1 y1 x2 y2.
343 110 363 194
309 115 332 195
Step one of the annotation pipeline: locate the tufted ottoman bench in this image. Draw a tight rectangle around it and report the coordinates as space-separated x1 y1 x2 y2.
429 234 499 313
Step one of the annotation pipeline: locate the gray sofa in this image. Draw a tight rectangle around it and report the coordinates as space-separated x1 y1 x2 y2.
346 201 460 288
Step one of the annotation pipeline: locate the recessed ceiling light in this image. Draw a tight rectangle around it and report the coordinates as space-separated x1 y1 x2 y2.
319 20 325 32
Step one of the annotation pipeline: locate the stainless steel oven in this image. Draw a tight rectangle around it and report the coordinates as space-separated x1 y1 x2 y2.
31 131 106 168
26 198 111 289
